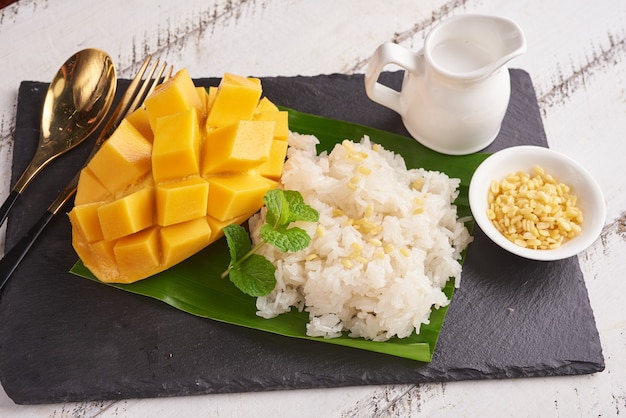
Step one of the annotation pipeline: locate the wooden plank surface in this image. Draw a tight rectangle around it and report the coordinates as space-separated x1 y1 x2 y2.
0 0 624 416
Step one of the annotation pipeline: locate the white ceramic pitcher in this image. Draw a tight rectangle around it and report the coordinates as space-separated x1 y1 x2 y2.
364 14 526 155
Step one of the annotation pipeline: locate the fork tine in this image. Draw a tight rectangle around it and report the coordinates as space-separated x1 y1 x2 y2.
86 57 172 161
162 65 174 83
146 64 174 97
96 55 153 142
125 61 172 117
124 59 161 118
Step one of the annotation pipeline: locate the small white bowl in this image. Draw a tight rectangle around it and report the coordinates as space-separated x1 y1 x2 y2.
469 146 606 261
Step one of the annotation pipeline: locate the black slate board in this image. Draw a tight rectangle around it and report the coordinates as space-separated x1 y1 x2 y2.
0 70 604 404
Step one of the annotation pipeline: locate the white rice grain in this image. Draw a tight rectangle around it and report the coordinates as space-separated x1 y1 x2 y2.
251 133 471 341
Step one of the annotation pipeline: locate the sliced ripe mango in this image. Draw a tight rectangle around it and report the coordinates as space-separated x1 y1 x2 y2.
84 239 119 278
196 87 210 116
201 120 274 175
86 119 152 195
97 186 155 241
206 73 262 128
152 108 201 183
156 177 210 226
257 139 289 180
75 167 110 206
125 107 154 143
68 202 104 243
253 110 289 141
206 86 218 112
114 227 161 280
254 97 279 114
160 218 212 267
144 68 205 131
69 70 289 284
207 174 277 221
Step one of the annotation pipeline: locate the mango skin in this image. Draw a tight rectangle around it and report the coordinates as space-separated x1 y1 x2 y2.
69 71 287 284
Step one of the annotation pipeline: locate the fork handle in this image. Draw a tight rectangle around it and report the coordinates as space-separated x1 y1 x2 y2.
0 190 20 228
0 209 55 291
0 166 80 291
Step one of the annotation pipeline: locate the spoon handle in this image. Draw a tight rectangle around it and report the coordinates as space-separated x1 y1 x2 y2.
0 190 21 228
0 210 55 291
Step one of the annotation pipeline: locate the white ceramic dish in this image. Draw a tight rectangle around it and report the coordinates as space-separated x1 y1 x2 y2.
469 146 606 261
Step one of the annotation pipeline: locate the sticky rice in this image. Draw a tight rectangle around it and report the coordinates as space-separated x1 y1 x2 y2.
249 133 471 341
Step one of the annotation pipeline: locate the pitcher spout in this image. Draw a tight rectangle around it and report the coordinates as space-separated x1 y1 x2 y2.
489 16 527 71
424 14 527 80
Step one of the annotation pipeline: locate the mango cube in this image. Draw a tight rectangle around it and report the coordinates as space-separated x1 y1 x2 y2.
68 202 104 243
144 68 204 131
254 97 279 114
160 218 212 266
257 139 289 180
152 109 201 183
74 167 110 206
98 187 154 241
87 120 152 194
206 73 262 128
253 110 289 141
207 174 277 221
206 86 218 112
196 87 210 117
202 120 274 175
156 177 210 226
87 240 119 278
113 227 160 281
126 106 154 143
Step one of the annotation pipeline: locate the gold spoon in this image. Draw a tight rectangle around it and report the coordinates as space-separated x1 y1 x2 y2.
0 48 116 227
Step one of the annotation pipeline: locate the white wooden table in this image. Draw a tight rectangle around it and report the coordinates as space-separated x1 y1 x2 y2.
1 1 625 416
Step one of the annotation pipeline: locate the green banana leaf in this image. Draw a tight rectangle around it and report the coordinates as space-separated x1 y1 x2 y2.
70 107 489 362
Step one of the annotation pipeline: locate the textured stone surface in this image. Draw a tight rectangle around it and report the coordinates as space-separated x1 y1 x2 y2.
0 70 603 404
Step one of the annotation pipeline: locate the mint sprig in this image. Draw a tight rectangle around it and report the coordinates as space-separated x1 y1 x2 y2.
221 189 319 297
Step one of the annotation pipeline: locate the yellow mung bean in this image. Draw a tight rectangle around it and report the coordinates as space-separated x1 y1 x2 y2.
487 166 583 250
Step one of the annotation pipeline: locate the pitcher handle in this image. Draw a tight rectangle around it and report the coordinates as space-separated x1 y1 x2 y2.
364 42 422 115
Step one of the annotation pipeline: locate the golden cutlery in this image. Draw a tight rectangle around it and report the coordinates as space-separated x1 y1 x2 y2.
0 56 172 290
0 48 116 227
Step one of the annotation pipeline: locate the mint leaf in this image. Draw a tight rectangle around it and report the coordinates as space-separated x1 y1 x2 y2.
283 189 305 206
264 189 290 227
229 254 276 297
283 190 319 223
220 189 318 297
260 224 311 252
223 223 252 262
289 203 319 223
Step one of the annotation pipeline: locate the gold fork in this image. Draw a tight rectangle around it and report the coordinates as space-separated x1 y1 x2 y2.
0 56 173 290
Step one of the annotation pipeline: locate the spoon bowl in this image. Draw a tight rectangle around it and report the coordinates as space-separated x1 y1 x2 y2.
0 48 116 227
